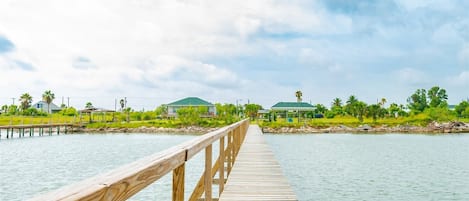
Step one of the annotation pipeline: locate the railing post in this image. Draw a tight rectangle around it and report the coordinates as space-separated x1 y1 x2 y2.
204 144 212 201
172 163 185 201
227 131 233 175
219 136 225 195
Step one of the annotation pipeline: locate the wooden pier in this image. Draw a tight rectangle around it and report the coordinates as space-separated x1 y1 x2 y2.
29 120 297 201
219 125 297 201
0 123 74 139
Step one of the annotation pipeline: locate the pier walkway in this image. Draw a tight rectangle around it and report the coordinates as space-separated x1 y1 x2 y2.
29 120 297 201
219 125 297 201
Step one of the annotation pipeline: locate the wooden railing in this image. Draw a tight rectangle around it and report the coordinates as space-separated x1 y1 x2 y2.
29 119 250 201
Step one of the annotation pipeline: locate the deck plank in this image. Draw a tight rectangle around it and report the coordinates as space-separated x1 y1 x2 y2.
219 125 297 201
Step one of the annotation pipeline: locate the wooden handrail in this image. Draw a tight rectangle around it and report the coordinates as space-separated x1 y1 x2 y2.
29 119 250 201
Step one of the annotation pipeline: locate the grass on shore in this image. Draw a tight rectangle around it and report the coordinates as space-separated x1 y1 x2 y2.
259 115 469 129
0 115 235 128
2 114 468 129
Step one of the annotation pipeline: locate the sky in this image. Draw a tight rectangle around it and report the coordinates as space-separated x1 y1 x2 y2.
0 0 468 110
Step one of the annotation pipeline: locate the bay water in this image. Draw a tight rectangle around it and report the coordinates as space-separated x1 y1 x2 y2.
1 133 469 200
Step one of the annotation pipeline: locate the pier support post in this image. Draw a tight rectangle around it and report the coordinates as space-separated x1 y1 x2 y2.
172 163 185 201
219 136 225 195
204 144 212 201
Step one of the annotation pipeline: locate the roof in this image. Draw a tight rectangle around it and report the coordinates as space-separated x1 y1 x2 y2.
271 102 315 111
167 97 214 106
32 101 62 111
258 109 270 114
79 107 115 113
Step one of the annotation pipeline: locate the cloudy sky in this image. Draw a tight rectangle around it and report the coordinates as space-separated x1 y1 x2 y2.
0 0 468 110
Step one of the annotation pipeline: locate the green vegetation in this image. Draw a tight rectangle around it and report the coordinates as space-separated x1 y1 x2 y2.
1 86 467 131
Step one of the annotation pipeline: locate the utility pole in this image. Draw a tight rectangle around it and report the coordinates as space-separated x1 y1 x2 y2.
11 98 15 105
124 97 129 122
67 97 70 107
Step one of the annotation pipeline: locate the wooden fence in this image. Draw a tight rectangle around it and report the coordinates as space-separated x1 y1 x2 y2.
29 119 249 201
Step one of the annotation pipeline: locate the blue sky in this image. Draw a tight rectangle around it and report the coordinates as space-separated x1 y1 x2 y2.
0 0 468 110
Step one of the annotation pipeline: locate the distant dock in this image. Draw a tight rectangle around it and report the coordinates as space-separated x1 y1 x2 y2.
0 124 75 139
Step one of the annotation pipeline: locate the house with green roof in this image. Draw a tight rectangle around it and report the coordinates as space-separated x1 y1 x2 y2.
167 97 216 117
271 102 315 111
271 102 315 122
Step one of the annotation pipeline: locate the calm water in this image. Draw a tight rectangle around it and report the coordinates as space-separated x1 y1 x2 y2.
1 133 469 201
0 134 212 201
265 133 469 201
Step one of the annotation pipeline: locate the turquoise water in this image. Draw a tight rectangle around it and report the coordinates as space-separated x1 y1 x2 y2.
265 133 469 201
0 134 210 201
1 133 469 201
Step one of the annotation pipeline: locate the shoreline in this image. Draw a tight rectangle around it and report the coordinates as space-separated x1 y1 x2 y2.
71 121 469 134
262 121 469 134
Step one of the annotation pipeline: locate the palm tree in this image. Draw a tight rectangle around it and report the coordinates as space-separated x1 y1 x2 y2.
85 102 94 109
119 99 125 111
332 98 342 107
379 98 387 107
42 90 55 114
20 93 33 111
295 90 303 102
346 95 358 105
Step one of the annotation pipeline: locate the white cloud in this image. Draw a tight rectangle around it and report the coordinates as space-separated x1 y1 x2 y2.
459 45 469 64
448 71 469 86
396 68 429 85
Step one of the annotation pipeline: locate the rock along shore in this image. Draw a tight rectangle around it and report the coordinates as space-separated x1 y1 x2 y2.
75 126 219 134
262 121 469 134
72 121 469 134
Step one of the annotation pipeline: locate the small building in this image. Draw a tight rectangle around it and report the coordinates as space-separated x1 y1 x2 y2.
167 97 216 117
79 107 116 123
257 109 271 121
32 101 62 113
271 102 315 122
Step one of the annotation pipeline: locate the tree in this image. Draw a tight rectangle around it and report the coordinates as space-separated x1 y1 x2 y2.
244 104 262 120
345 95 359 116
19 93 33 111
346 95 358 105
427 86 448 108
85 102 94 109
7 105 18 115
366 104 380 121
155 104 168 117
119 99 125 111
314 104 328 114
1 105 8 114
295 90 303 102
42 90 55 114
332 98 342 107
455 100 469 118
354 101 367 122
379 98 387 107
388 103 407 118
177 107 200 125
61 107 77 116
407 89 428 113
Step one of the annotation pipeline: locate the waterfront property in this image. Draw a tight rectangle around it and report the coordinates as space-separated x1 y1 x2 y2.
167 97 217 117
32 101 62 113
271 102 315 121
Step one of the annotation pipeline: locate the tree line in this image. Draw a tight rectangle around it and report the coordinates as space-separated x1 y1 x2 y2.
309 86 469 122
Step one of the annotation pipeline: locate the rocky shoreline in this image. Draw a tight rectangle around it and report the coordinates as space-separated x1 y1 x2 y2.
72 121 469 134
74 126 219 134
262 121 469 134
